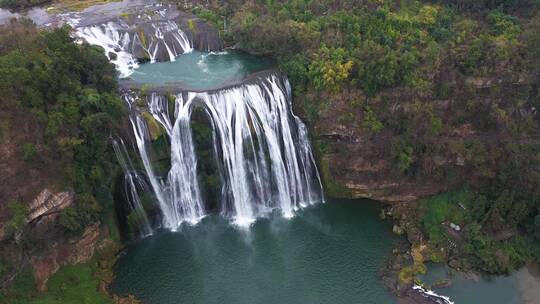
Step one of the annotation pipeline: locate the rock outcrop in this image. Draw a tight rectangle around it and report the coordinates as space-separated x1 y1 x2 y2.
30 223 101 291
0 189 74 242
320 143 451 203
0 186 103 292
27 189 74 224
293 88 472 204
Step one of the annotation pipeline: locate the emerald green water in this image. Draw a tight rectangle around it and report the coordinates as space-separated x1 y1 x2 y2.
129 50 275 89
112 199 399 304
115 49 539 304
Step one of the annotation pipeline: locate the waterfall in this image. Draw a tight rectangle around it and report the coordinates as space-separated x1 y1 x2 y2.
112 138 153 237
166 93 205 226
74 19 193 77
123 74 324 229
412 285 454 304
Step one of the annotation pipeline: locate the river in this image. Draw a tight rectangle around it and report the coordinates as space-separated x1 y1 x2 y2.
111 199 399 304
3 1 537 303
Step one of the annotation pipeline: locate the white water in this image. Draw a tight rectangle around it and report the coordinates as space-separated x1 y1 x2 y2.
124 74 324 229
413 285 455 304
112 138 153 236
74 19 193 77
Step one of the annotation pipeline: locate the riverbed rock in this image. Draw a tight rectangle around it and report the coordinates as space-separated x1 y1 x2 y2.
113 294 142 304
448 258 462 270
393 225 405 235
406 226 424 245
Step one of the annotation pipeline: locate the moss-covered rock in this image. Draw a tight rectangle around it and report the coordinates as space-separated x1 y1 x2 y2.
319 155 352 198
141 112 165 141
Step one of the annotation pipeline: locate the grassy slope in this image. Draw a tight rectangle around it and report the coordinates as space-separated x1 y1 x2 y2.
4 264 112 304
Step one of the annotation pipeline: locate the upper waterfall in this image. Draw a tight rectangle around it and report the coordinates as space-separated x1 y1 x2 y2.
70 4 222 77
75 19 193 77
123 72 324 229
69 4 324 231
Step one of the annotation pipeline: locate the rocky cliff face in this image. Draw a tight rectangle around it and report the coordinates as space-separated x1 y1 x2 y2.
0 187 104 291
0 189 74 242
320 145 450 203
0 86 94 298
296 89 468 204
30 223 101 291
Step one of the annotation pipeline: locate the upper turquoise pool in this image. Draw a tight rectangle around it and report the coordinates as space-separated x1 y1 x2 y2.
128 50 275 90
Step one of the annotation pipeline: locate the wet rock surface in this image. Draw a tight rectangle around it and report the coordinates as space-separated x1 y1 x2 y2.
73 3 222 62
2 2 222 64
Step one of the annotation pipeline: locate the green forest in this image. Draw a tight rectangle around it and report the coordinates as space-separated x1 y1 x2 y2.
0 0 539 302
0 22 122 234
186 0 540 275
0 21 123 303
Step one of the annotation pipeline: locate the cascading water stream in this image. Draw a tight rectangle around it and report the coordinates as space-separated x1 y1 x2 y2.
166 94 206 226
124 74 324 229
112 138 153 236
74 18 193 77
70 5 323 231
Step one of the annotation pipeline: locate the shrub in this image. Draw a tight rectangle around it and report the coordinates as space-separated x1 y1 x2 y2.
391 139 415 174
58 194 101 234
420 191 472 245
21 143 37 162
361 106 384 135
5 201 27 237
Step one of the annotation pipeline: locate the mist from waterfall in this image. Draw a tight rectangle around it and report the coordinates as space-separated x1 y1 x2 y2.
123 74 324 229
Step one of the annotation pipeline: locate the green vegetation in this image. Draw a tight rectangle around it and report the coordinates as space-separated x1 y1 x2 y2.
58 194 102 234
399 244 428 285
420 190 472 245
318 154 352 198
13 264 111 304
187 19 198 32
5 201 28 238
21 143 37 162
0 0 50 9
420 190 540 274
361 106 384 136
191 111 222 206
0 0 123 12
0 20 123 302
0 250 121 304
3 266 36 302
182 0 540 275
142 112 165 140
0 22 122 235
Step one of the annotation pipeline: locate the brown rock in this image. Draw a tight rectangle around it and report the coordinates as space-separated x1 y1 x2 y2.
393 225 405 235
31 256 60 292
31 223 101 291
321 143 451 203
67 224 101 265
27 189 74 224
